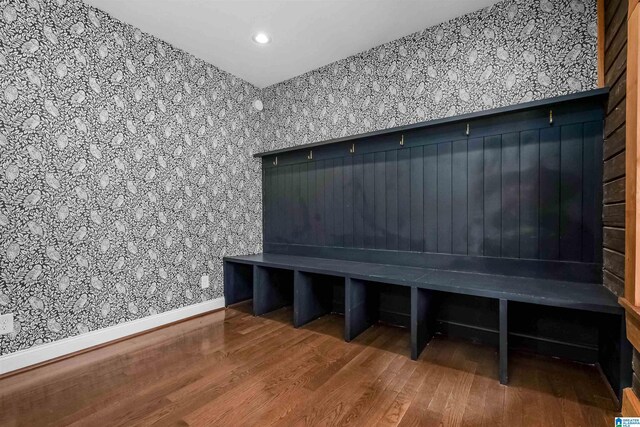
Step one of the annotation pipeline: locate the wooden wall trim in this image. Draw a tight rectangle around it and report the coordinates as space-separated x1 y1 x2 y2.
623 387 640 416
621 297 640 349
626 0 639 304
599 0 606 87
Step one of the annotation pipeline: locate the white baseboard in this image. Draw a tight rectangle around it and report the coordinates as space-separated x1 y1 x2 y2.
0 297 225 376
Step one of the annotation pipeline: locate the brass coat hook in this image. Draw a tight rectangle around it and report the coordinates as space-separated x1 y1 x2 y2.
349 143 355 154
400 134 404 147
465 123 470 136
272 156 278 166
549 109 553 125
307 150 313 160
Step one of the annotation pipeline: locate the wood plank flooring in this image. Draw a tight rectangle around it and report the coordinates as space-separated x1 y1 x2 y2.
0 302 619 426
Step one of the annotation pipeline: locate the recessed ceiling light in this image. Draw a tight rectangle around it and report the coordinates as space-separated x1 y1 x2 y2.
252 32 271 44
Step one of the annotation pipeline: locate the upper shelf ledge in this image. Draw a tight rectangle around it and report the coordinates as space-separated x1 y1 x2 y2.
253 87 609 158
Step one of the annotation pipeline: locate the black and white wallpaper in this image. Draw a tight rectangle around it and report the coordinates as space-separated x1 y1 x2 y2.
0 0 263 355
260 0 598 150
0 0 598 357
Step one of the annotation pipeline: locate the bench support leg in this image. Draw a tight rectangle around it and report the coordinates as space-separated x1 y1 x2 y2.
411 287 436 360
253 265 292 316
598 313 632 407
223 261 253 306
345 277 378 342
293 270 331 328
499 298 508 385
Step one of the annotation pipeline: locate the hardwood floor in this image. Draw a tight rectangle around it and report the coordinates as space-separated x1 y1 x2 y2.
0 302 619 426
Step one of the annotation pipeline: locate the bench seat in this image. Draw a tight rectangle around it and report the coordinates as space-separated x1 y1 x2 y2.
224 253 621 314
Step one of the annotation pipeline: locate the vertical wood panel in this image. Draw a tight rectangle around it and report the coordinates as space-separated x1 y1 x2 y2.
410 146 424 252
264 167 272 243
520 130 540 259
375 151 387 249
386 150 399 250
291 164 301 244
539 127 561 260
343 156 354 248
424 145 438 252
270 166 278 243
363 153 376 249
625 2 638 303
299 163 309 245
437 142 452 253
598 0 605 87
284 165 294 244
560 124 584 261
308 162 318 246
451 139 468 255
583 121 603 263
334 158 344 247
276 165 286 244
353 155 365 248
398 148 412 251
468 137 484 256
501 132 520 258
316 160 326 247
484 135 502 257
324 160 335 246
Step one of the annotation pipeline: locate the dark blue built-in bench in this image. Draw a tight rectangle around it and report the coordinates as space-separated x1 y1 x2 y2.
224 89 631 404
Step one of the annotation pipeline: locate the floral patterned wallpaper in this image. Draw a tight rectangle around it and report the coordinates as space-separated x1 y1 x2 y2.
0 0 263 355
260 0 598 151
0 0 598 357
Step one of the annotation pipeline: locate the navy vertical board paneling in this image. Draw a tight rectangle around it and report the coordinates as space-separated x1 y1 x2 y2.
363 153 376 249
467 137 484 256
592 120 604 264
299 163 309 244
291 164 301 244
276 165 286 244
398 148 412 251
374 151 387 249
308 161 318 246
386 150 399 250
343 156 354 248
519 130 540 259
410 146 424 252
501 132 520 258
263 167 272 243
353 154 365 248
315 160 326 247
582 121 602 263
484 135 502 257
437 142 452 253
270 166 278 243
451 139 468 255
334 158 345 247
284 165 293 244
424 144 438 252
539 127 561 260
324 159 335 247
560 124 584 261
260 94 605 272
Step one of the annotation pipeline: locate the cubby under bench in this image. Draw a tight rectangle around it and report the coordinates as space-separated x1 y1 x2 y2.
224 252 629 402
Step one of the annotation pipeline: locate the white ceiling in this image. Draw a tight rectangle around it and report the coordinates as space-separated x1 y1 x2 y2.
84 0 501 88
